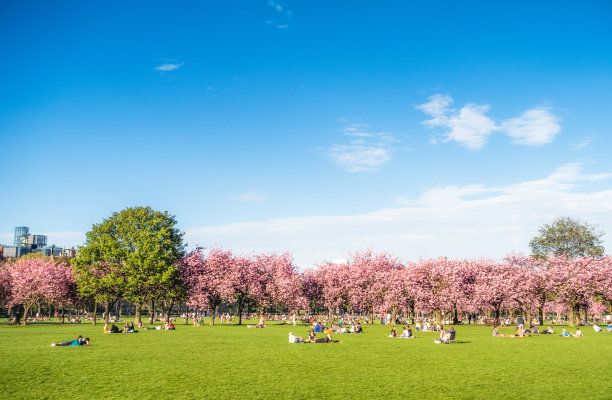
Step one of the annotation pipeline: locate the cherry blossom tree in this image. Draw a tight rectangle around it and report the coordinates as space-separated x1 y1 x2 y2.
549 256 601 326
345 250 402 323
316 261 351 320
179 248 234 325
225 254 257 325
250 252 303 316
7 257 73 326
474 259 519 322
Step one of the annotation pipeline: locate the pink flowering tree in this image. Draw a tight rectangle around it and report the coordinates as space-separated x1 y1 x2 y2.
549 256 600 326
178 248 234 325
250 252 303 316
445 260 478 324
381 263 421 324
412 258 453 324
473 259 519 322
301 266 325 314
225 254 257 325
593 256 612 313
7 257 68 326
47 261 78 324
506 253 557 326
346 250 402 323
317 261 351 320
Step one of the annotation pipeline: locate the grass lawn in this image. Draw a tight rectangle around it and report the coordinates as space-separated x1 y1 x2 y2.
0 319 611 399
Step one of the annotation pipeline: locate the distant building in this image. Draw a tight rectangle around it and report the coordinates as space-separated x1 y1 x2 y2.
13 226 29 247
2 226 74 260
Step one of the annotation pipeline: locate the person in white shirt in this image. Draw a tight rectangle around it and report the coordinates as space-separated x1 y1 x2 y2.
593 324 602 332
288 332 303 343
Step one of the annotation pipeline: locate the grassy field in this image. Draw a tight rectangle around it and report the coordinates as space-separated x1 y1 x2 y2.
1 319 611 399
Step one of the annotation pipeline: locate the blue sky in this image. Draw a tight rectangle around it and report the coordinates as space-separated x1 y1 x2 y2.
1 1 611 266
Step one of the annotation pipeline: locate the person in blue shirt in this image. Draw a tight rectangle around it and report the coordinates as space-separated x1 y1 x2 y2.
51 335 89 346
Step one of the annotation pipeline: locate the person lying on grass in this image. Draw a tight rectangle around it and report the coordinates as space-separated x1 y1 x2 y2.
562 328 583 337
288 332 303 343
51 335 89 346
593 324 602 332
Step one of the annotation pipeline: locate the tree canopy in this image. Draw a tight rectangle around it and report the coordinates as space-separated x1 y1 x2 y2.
72 207 185 323
529 217 604 259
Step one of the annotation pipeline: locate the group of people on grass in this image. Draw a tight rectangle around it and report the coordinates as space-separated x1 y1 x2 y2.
389 325 416 338
492 324 585 337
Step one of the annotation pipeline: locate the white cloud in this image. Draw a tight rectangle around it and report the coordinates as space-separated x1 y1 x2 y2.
572 138 592 150
184 164 612 268
500 107 561 145
416 95 496 149
232 190 270 203
155 62 184 71
416 94 453 127
328 123 398 172
276 24 289 29
416 94 561 149
328 144 391 172
446 104 497 150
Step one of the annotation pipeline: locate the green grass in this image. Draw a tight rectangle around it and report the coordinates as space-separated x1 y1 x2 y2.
1 319 611 399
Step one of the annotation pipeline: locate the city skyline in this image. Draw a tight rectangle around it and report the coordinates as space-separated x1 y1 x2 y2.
1 1 611 267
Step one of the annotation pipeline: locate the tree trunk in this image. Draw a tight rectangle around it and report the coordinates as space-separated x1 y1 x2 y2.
452 305 459 324
104 302 110 325
569 305 582 327
21 303 31 326
148 300 155 324
434 310 442 325
237 299 243 325
60 307 65 325
92 302 98 325
164 300 174 322
391 305 398 325
538 306 544 326
210 305 217 326
134 303 142 325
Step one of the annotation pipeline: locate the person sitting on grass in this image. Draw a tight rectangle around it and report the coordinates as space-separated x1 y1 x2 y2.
547 326 554 335
110 324 121 333
532 325 540 334
593 323 602 332
51 335 89 346
165 321 176 330
307 330 317 343
288 332 303 343
255 315 267 328
492 325 501 337
561 328 570 337
400 326 415 338
355 322 363 333
573 328 583 337
389 326 398 337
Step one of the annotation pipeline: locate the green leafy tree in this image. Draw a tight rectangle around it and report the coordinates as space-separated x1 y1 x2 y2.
530 217 605 259
73 207 185 328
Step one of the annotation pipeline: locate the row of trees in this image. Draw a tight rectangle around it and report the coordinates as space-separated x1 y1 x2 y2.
1 208 609 328
2 248 611 328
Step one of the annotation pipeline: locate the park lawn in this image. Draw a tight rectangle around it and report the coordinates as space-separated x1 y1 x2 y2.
0 320 611 399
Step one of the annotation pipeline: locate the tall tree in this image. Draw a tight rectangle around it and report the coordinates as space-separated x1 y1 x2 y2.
530 217 604 259
73 206 185 327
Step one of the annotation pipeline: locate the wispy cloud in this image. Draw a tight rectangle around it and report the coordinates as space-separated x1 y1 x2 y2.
328 123 398 172
155 62 184 71
500 107 561 145
416 94 561 149
266 0 292 28
572 138 593 150
232 190 270 203
185 164 612 267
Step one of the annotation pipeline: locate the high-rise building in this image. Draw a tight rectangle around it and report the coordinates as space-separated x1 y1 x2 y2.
13 226 29 247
